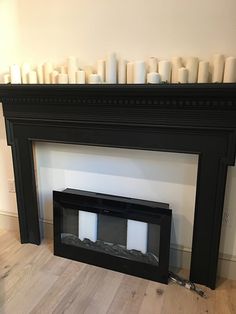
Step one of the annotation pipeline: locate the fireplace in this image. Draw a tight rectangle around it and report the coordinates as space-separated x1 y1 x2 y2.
1 83 236 289
53 189 172 283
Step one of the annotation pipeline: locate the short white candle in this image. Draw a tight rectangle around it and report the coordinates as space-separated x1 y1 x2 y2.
159 60 172 83
84 66 94 83
185 57 199 83
89 74 101 84
147 72 161 84
198 61 209 83
133 61 146 84
127 220 148 254
223 57 236 83
78 211 97 242
212 54 224 83
58 73 68 84
28 71 38 84
76 70 86 84
178 67 188 83
10 64 21 84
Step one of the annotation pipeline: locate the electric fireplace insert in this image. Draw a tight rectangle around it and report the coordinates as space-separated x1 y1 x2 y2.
53 188 172 284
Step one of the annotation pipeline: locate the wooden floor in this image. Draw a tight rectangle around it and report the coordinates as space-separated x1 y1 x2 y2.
0 230 235 314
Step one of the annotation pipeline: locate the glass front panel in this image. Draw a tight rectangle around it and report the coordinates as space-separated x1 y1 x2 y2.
61 207 160 266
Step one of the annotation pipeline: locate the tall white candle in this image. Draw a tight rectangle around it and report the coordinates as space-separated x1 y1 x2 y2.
159 60 171 82
37 65 44 84
178 67 188 83
97 59 105 82
10 64 21 84
212 54 224 83
133 61 146 83
51 70 59 84
3 74 11 84
76 70 86 84
185 57 198 83
198 61 209 83
58 73 68 84
223 57 236 83
21 63 31 84
78 211 97 242
127 62 134 84
127 220 148 253
147 72 161 84
171 57 182 83
118 59 127 84
148 57 158 73
43 62 53 84
89 74 101 84
28 71 38 84
106 53 117 83
67 56 77 84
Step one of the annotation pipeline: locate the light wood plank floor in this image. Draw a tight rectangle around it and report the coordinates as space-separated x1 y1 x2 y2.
0 229 235 314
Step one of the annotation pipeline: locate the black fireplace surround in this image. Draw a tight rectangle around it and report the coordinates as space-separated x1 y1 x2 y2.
1 83 236 289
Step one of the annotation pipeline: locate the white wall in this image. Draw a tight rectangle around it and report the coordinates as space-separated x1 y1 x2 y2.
0 0 236 266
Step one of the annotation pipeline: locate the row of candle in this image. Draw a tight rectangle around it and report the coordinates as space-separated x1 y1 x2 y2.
3 53 236 85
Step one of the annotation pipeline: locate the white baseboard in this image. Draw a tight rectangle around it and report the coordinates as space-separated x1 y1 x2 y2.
0 210 236 280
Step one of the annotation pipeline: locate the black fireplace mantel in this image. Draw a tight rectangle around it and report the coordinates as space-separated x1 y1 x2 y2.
1 83 236 289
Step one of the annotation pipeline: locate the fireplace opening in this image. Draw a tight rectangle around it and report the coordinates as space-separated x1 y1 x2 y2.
53 188 172 283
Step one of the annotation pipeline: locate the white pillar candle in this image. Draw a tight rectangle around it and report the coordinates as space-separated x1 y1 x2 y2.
76 70 86 84
50 70 59 84
178 67 188 83
67 56 77 84
37 65 44 84
106 52 117 83
148 57 158 73
185 57 198 83
97 59 105 82
28 71 38 84
133 61 146 83
197 61 209 83
212 54 224 83
223 57 236 83
127 62 134 84
3 74 11 84
58 73 68 84
127 220 148 254
118 59 127 84
78 211 97 242
171 57 182 83
84 66 94 83
89 74 101 84
43 62 53 84
10 64 21 84
147 72 161 83
159 60 171 83
21 63 31 84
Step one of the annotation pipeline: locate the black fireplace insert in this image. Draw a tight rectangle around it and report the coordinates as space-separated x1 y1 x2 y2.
53 188 172 284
